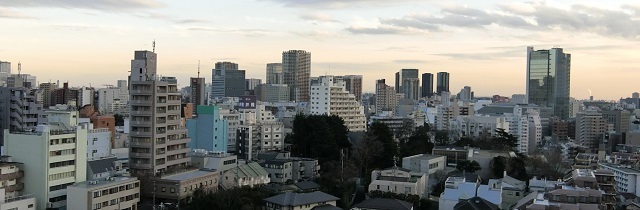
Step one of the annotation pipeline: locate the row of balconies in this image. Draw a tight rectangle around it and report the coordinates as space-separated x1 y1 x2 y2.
0 171 24 181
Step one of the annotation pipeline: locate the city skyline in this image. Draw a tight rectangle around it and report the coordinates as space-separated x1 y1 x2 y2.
1 0 640 99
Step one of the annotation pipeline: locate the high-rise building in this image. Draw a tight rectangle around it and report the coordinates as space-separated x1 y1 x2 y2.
282 50 311 102
255 84 290 103
458 86 472 102
5 106 88 209
266 63 283 84
421 73 434 98
128 50 191 176
212 62 245 98
0 61 10 87
602 110 631 134
309 76 367 132
245 78 262 95
526 47 571 120
403 78 420 101
575 111 607 152
97 81 129 115
0 87 46 145
395 69 419 95
186 105 228 152
436 72 450 95
190 77 205 111
375 79 397 115
340 75 363 102
39 82 58 107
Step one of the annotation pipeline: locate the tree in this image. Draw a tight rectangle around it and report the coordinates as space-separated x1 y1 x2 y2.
187 186 275 210
507 155 529 181
492 128 518 152
369 121 397 169
456 160 481 173
290 114 350 165
113 114 124 126
399 126 434 158
489 156 507 178
352 134 383 179
454 136 475 147
434 130 450 146
395 120 415 140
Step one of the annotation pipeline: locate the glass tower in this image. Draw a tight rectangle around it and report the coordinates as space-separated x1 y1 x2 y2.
526 47 571 120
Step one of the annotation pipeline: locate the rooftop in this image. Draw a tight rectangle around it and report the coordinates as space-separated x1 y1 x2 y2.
162 169 216 181
264 191 339 206
69 176 138 189
600 163 640 174
353 198 413 210
403 154 445 161
88 156 118 174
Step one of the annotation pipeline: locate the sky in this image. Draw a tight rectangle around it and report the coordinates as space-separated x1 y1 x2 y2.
1 0 640 100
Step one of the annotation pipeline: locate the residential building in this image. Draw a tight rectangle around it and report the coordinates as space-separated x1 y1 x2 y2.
236 121 285 161
526 47 571 120
152 169 219 203
97 80 129 115
255 84 290 103
576 111 607 152
264 191 339 210
599 163 640 196
551 120 569 141
500 175 527 209
4 106 88 209
86 156 126 181
219 109 240 152
0 156 35 210
602 109 631 133
454 197 499 210
50 82 79 107
221 162 270 189
190 150 237 174
266 63 283 84
477 104 543 154
513 187 602 210
368 166 429 198
439 176 502 210
39 82 58 108
395 69 419 95
436 72 450 95
245 78 262 95
0 187 36 210
282 50 311 102
369 115 415 138
212 62 245 98
86 127 112 160
66 176 140 210
257 151 319 184
309 76 367 132
449 115 509 141
432 147 473 167
435 103 474 131
421 73 434 98
339 75 362 102
186 106 228 152
374 79 397 115
0 61 10 87
402 154 446 176
190 77 206 113
0 87 47 145
457 86 472 102
352 198 413 210
511 94 526 104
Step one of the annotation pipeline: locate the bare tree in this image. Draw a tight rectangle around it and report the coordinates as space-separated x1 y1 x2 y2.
352 135 383 179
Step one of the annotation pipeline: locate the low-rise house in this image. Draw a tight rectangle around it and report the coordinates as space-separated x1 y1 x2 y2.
67 176 140 210
454 196 499 210
599 163 640 196
402 154 445 175
351 198 413 210
152 169 219 204
439 176 502 210
221 162 269 189
500 175 527 209
513 186 602 210
368 166 428 198
264 191 339 210
190 150 238 175
257 151 319 183
86 156 127 181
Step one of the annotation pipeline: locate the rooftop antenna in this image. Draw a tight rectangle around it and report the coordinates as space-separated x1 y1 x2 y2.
197 60 201 78
17 62 21 76
152 40 156 52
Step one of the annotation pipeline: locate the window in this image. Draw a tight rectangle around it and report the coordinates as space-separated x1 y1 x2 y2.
170 188 175 193
161 187 166 192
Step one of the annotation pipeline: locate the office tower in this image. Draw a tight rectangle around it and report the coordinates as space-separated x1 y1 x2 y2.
0 61 10 87
190 77 205 111
128 50 191 176
526 46 571 120
5 106 88 209
375 79 397 115
421 73 434 98
212 62 245 98
39 82 59 107
282 50 311 102
255 84 290 103
436 72 450 95
309 76 367 132
403 78 420 101
458 86 472 102
245 78 262 95
395 69 419 95
340 75 363 102
575 111 606 152
0 87 46 145
186 106 229 152
602 110 631 133
97 81 129 115
266 63 283 84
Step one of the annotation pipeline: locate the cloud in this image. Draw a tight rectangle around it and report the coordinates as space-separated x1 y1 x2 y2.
346 3 640 39
188 27 273 37
51 24 98 31
293 30 340 40
174 19 210 24
393 59 425 64
0 0 163 11
266 0 418 9
299 12 339 23
0 8 34 19
435 49 524 60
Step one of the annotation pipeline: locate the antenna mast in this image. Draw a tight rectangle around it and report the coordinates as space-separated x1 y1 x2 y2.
152 40 156 52
197 60 201 78
17 62 21 76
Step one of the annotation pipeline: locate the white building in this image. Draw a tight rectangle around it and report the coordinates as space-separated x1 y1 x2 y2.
67 176 140 210
599 163 640 196
435 103 474 130
221 162 270 189
97 80 128 115
190 150 238 175
309 76 367 132
86 127 111 161
477 104 542 154
0 157 36 210
402 154 446 176
4 107 88 209
368 166 428 198
449 115 509 140
0 188 35 210
439 176 502 210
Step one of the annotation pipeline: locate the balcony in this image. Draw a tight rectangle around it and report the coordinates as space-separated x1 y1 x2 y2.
130 100 150 105
129 161 152 169
166 147 190 156
4 183 24 192
130 131 152 136
130 152 152 158
130 110 152 115
130 89 153 94
130 120 152 126
0 171 23 181
130 141 152 148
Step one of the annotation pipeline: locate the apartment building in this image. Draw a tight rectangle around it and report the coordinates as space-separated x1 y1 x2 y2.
67 176 140 210
368 166 428 198
309 76 366 132
97 81 128 115
0 87 47 145
576 111 607 152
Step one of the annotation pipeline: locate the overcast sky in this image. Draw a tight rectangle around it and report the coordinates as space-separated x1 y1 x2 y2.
1 0 639 100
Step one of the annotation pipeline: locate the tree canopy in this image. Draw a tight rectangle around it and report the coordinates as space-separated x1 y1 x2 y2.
290 114 351 164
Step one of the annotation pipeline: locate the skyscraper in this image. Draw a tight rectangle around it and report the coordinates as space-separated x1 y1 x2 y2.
375 79 397 114
421 73 434 98
245 78 262 95
395 69 419 94
266 63 283 84
283 50 311 102
403 78 420 101
339 75 363 102
526 47 571 120
436 72 450 95
212 62 246 98
190 77 205 110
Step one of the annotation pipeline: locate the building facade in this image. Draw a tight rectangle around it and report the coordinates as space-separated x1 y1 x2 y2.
66 176 140 210
436 72 450 95
575 111 607 151
186 106 228 152
309 76 366 132
266 63 283 85
211 62 245 98
0 87 47 145
421 73 434 98
374 79 397 115
282 50 311 102
190 77 206 112
369 167 428 198
526 47 571 120
255 84 290 103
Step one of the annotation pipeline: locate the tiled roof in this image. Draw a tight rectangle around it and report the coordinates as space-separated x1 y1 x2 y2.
353 198 413 210
264 191 339 206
